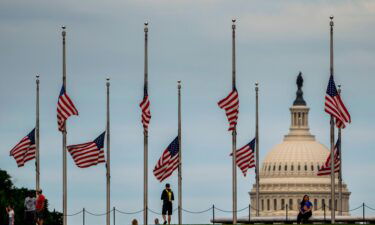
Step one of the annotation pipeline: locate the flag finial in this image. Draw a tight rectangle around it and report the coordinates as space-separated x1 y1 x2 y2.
144 21 149 32
62 26 66 36
255 82 259 91
177 80 181 89
330 16 334 26
106 77 110 86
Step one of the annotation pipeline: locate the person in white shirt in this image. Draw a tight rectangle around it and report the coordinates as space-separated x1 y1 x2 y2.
6 205 15 225
24 192 36 225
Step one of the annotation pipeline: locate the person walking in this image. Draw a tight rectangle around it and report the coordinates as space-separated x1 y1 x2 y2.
24 191 36 225
35 189 45 225
161 183 174 225
6 205 15 225
297 195 313 224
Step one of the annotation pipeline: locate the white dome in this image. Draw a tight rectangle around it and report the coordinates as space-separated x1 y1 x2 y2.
249 75 350 217
260 139 329 179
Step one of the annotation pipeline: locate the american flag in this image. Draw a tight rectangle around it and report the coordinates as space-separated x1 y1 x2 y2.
218 89 239 131
317 138 340 176
325 75 351 128
9 129 36 167
67 132 106 168
230 138 255 176
57 86 79 132
153 136 179 182
139 88 151 132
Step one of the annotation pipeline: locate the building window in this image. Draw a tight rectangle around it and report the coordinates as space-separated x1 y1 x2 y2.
274 199 277 210
267 199 270 211
311 165 314 171
304 165 308 171
298 165 301 171
289 199 293 210
335 199 337 210
279 165 281 171
314 199 318 210
285 165 287 171
291 165 294 171
273 165 276 171
261 199 264 211
281 199 285 210
322 199 326 209
269 165 271 171
329 199 332 210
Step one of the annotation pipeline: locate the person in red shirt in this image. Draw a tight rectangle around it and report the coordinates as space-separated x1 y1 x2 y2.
36 189 45 225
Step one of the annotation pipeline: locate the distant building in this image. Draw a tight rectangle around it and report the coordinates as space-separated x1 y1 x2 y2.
250 73 350 216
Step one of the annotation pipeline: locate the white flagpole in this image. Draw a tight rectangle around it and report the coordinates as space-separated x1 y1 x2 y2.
329 16 336 224
231 18 237 224
106 78 111 225
338 85 343 216
61 26 68 225
255 82 260 217
177 80 182 225
143 21 149 225
36 75 40 191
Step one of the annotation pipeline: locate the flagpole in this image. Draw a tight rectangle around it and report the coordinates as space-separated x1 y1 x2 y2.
255 82 259 217
36 75 40 191
143 21 149 225
337 85 343 216
231 18 237 224
61 26 68 225
329 16 336 224
106 78 111 225
177 80 182 225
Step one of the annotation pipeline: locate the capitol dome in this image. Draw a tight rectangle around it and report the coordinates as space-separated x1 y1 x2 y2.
249 73 350 216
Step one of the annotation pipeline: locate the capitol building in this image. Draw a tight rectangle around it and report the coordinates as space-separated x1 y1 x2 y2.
249 73 350 216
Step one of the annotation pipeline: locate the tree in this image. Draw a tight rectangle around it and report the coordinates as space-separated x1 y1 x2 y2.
0 169 62 225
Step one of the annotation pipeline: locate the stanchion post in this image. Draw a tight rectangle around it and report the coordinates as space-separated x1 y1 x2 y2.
83 208 85 225
248 204 251 224
363 203 365 224
286 204 288 223
113 207 116 225
212 204 215 225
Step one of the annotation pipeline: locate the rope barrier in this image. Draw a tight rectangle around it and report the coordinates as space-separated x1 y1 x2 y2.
85 209 113 216
61 203 375 218
65 210 83 217
348 205 363 212
365 204 375 211
215 205 249 213
115 208 144 215
148 208 163 215
181 207 213 214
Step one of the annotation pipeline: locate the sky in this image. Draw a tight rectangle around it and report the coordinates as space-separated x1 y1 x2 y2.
0 0 375 224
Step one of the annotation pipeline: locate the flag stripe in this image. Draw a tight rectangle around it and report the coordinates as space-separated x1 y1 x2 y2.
57 86 79 131
67 132 106 168
153 137 179 182
218 90 239 131
9 129 36 167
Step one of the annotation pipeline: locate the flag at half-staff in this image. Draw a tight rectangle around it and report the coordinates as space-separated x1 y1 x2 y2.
230 138 255 176
153 136 179 182
67 132 106 168
57 86 79 131
218 89 239 131
9 129 36 167
325 75 351 128
140 88 151 131
317 137 341 176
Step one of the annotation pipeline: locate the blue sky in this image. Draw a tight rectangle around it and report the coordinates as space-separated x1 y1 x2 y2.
0 0 374 224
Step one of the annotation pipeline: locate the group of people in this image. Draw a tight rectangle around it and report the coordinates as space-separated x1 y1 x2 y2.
6 185 312 225
5 189 45 225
